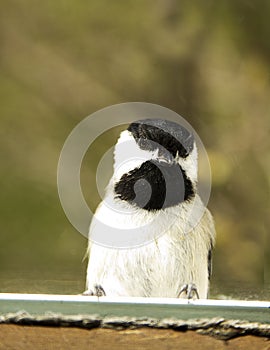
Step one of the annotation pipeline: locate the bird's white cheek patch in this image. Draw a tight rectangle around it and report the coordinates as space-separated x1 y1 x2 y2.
114 157 147 182
113 130 157 181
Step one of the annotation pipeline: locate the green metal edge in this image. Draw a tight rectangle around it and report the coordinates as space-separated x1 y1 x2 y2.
0 298 269 324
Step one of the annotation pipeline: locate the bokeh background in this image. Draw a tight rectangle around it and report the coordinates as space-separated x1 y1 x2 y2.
1 0 269 299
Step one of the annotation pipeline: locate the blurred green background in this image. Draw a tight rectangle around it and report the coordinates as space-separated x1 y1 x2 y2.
1 0 269 299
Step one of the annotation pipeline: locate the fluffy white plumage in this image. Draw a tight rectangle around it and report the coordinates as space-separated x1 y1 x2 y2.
85 122 215 299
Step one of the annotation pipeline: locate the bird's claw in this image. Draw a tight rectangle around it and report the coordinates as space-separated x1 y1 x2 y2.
82 284 106 297
177 283 199 299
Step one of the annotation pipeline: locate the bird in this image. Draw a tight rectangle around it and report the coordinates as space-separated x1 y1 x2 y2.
84 118 215 299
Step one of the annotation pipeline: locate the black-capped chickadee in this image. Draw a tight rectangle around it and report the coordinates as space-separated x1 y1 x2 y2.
85 119 215 299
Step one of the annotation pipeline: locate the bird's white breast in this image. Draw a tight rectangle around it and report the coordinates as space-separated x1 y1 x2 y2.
86 194 214 298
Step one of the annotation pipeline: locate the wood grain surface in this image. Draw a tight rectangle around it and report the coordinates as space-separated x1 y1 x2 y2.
0 325 270 350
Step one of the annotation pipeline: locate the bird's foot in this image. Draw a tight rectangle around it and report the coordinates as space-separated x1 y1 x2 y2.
82 284 106 297
177 283 199 300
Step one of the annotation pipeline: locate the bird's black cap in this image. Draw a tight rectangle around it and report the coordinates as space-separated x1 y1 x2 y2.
128 119 194 159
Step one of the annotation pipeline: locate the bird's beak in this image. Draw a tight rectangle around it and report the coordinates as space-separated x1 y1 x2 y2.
157 148 175 164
